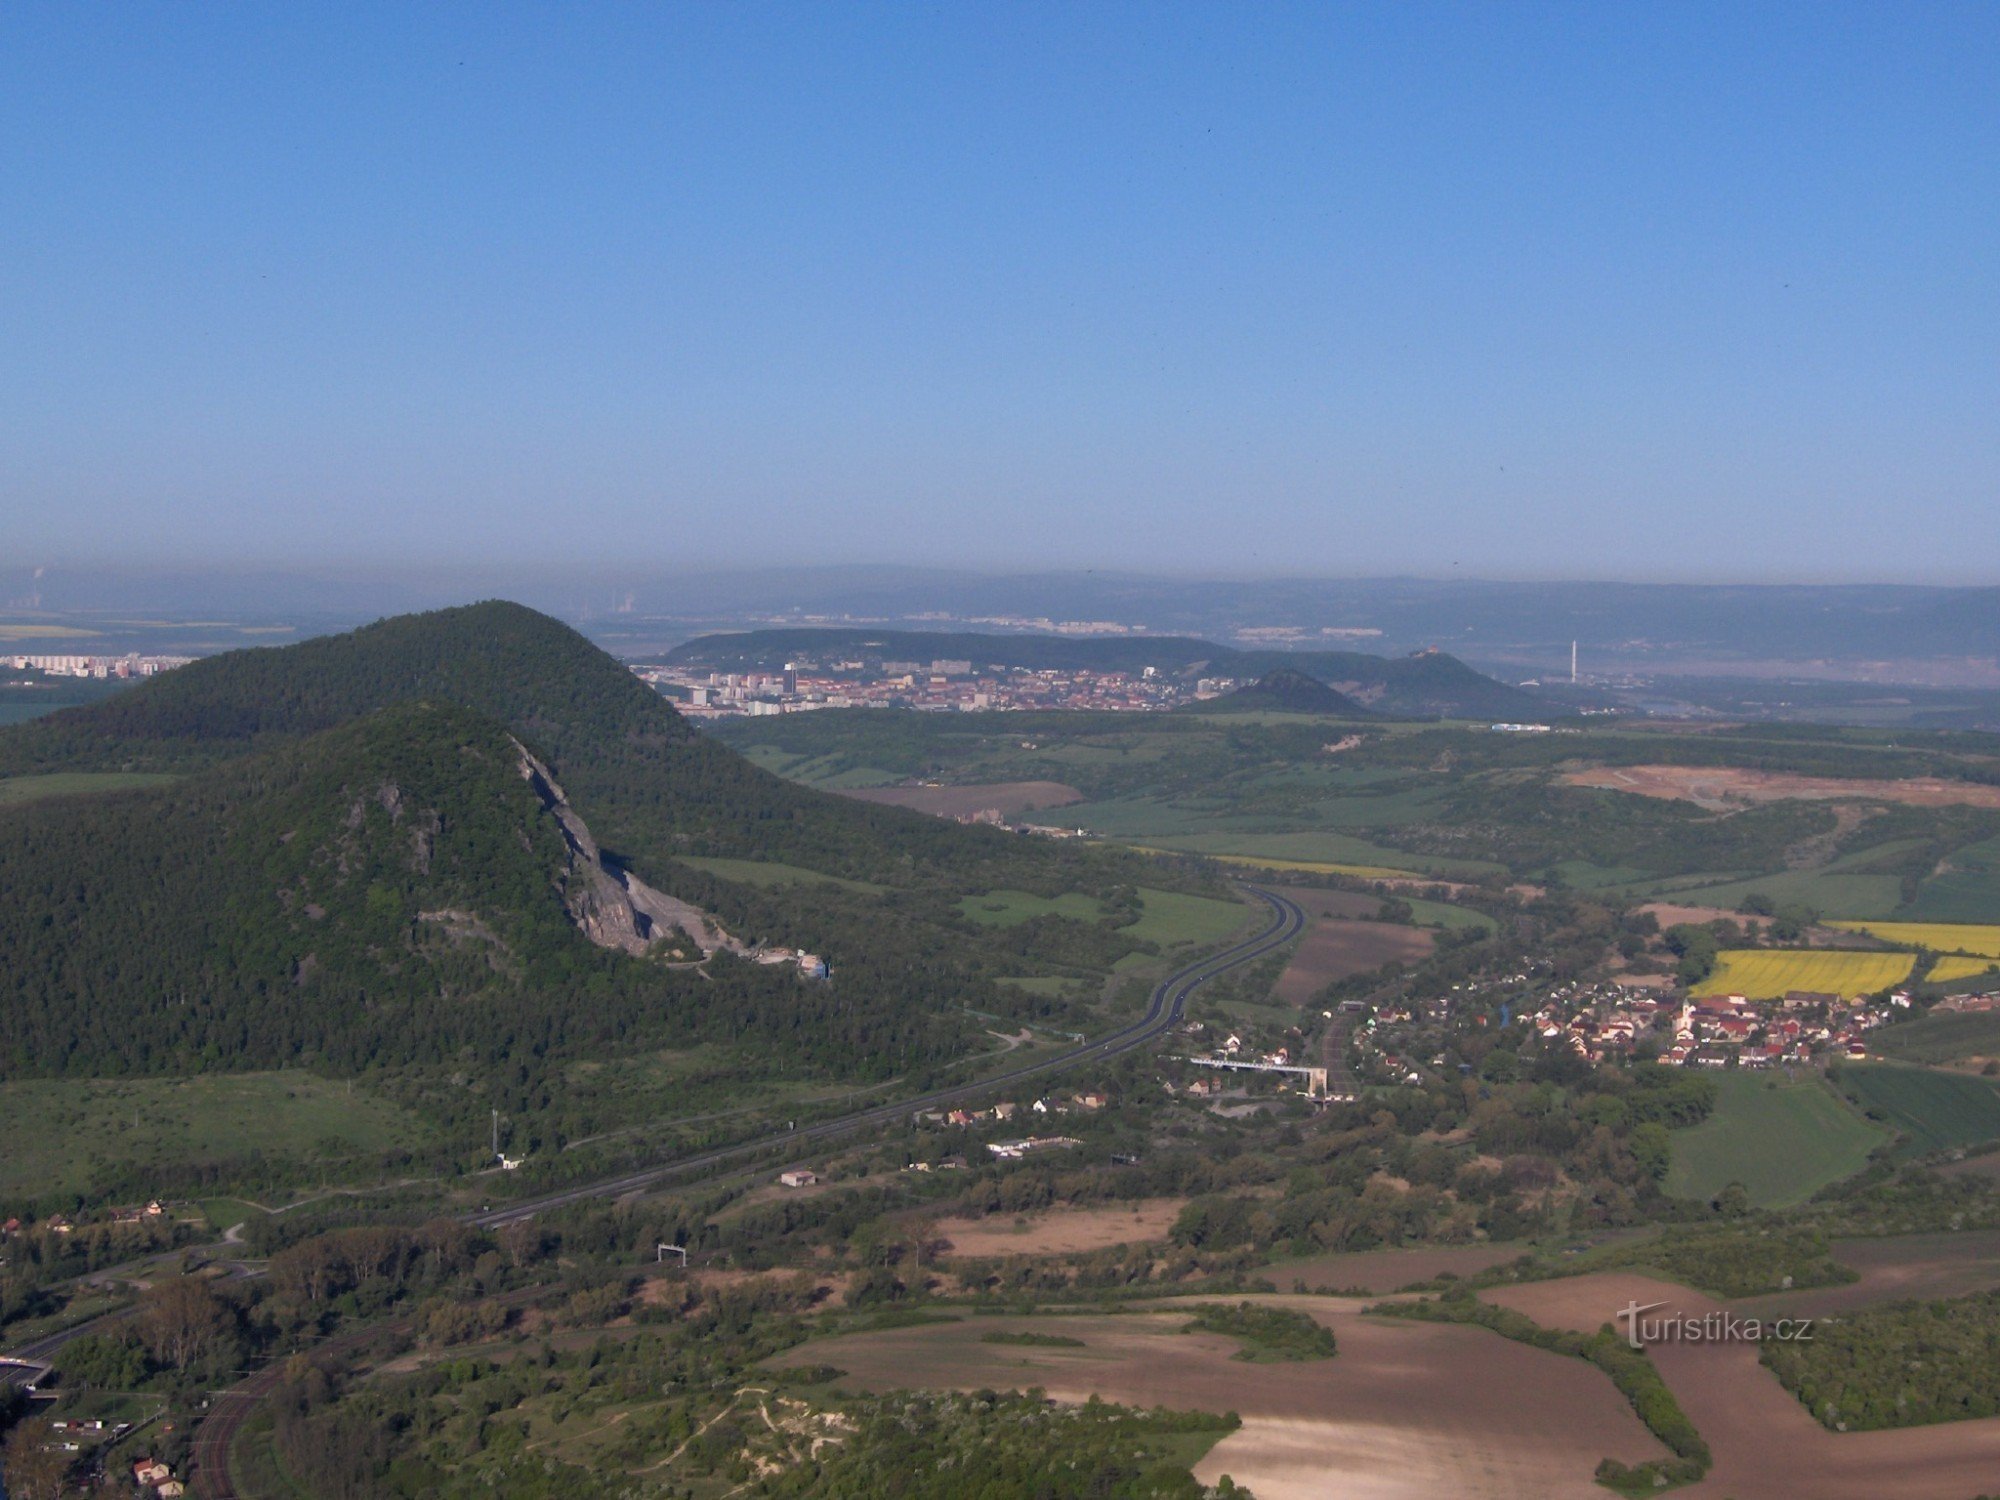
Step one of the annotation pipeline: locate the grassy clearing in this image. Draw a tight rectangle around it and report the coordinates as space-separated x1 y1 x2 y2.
1665 1072 1886 1208
958 889 1106 926
1839 1063 2000 1157
1402 896 1496 933
1828 921 2000 958
1127 887 1252 949
0 1072 429 1202
1692 948 1914 999
198 1196 268 1231
0 771 180 806
674 854 888 894
992 975 1082 996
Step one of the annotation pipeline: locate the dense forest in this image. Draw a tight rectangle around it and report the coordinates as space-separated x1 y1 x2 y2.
0 604 1210 1118
0 701 977 1082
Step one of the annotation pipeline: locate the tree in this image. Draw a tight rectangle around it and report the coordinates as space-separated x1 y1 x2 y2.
138 1274 232 1372
3 1419 72 1500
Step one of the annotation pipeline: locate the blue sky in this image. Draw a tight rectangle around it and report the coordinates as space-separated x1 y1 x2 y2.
3 3 1996 580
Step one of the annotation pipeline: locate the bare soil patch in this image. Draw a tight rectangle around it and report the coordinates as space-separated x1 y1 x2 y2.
1288 888 1386 919
1941 1151 2000 1183
1483 1271 2000 1498
775 1299 1666 1499
933 1199 1186 1258
839 780 1083 819
1273 920 1433 1004
1640 903 1774 931
1732 1229 2000 1319
1272 1245 1525 1293
1566 764 2000 812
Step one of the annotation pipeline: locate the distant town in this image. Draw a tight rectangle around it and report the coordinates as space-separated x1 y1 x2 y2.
6 652 193 680
634 657 1241 717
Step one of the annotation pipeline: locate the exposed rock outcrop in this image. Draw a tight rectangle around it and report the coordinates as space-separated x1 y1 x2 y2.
512 740 745 959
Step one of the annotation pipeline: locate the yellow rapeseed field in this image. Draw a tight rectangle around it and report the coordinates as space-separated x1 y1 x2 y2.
1826 921 2000 958
1929 955 2000 985
1692 949 1915 1000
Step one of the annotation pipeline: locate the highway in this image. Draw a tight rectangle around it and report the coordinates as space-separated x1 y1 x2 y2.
3 884 1304 1497
469 882 1304 1226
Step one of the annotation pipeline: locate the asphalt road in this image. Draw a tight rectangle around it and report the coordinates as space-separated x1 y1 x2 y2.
469 882 1305 1228
2 883 1303 1497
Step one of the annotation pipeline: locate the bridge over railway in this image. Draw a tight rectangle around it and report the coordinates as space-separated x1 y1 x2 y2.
165 882 1309 1497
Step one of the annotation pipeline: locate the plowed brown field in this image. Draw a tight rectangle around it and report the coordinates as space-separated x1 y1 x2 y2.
773 1299 1667 1499
1482 1272 2000 1498
1273 920 1433 1004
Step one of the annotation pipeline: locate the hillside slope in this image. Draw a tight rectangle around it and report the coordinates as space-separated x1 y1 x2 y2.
0 605 1195 1091
0 698 1024 1091
1185 667 1371 717
0 602 1109 893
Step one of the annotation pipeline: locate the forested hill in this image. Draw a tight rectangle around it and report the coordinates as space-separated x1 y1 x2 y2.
0 701 967 1080
1186 667 1371 717
0 602 1101 890
0 604 1214 1091
0 600 698 776
660 627 1539 718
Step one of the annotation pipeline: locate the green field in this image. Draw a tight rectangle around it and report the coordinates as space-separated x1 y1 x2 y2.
0 771 180 806
1838 1062 2000 1158
958 890 1108 926
736 744 902 788
1126 887 1253 948
0 1071 430 1202
1665 1072 1886 1209
993 975 1083 996
1665 869 1907 920
1871 1011 2000 1066
1401 896 1497 933
675 854 888 894
1902 835 2000 923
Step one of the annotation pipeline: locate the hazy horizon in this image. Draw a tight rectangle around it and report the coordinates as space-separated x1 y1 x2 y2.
6 5 1999 580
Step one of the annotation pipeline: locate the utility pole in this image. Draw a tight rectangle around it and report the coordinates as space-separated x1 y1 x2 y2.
1571 640 1578 685
490 1108 499 1161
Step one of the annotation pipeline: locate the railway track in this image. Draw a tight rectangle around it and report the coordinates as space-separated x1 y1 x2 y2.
168 884 1303 1498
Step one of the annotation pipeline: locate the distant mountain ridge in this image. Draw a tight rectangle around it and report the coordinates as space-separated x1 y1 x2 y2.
1187 667 1371 717
660 627 1540 719
0 602 1156 1087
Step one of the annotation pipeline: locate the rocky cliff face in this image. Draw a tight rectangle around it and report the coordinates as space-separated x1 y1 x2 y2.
513 741 745 960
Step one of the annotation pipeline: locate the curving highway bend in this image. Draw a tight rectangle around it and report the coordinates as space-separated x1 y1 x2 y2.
469 882 1305 1227
63 884 1306 1499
